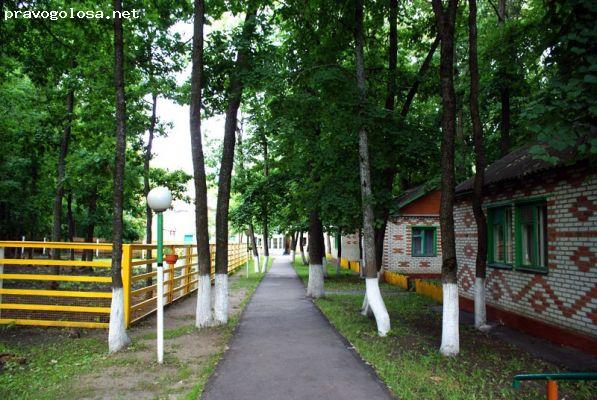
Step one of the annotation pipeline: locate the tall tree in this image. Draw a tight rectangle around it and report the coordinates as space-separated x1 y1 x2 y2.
299 231 308 265
51 86 74 265
261 134 270 272
497 0 510 156
108 0 131 353
143 93 157 252
432 0 459 356
214 2 259 325
354 0 390 336
189 0 213 328
306 210 325 297
469 0 489 331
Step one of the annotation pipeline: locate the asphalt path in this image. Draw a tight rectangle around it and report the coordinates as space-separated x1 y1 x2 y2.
202 255 393 400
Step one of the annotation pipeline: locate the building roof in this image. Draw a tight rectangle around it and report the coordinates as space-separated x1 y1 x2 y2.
391 183 440 216
455 143 581 194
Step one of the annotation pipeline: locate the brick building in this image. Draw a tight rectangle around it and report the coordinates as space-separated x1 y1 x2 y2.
382 185 442 277
454 145 596 352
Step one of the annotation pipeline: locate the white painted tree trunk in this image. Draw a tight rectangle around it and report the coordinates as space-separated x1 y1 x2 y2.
213 274 228 325
321 257 328 278
262 256 269 273
474 277 491 331
195 274 212 328
290 250 295 263
108 287 131 353
306 263 324 298
253 255 260 272
361 272 382 318
440 282 460 356
335 259 340 275
365 278 390 335
360 294 374 318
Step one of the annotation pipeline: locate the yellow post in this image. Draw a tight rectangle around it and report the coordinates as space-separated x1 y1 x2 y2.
122 244 132 328
168 254 174 303
185 245 191 295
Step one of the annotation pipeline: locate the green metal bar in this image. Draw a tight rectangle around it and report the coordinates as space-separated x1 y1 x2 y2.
157 213 163 265
513 372 597 389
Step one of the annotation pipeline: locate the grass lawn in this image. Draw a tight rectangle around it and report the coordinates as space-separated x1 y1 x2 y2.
0 258 270 400
293 257 595 400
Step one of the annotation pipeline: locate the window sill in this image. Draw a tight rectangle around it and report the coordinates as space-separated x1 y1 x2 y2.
411 254 437 258
488 263 513 270
515 266 548 275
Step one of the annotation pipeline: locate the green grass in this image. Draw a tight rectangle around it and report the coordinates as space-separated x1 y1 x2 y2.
292 257 396 292
0 260 267 400
0 334 106 400
292 260 595 399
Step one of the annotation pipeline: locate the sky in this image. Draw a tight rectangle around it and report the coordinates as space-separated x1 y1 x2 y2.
151 14 242 176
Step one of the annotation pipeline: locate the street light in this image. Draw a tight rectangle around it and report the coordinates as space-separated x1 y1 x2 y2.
147 186 172 365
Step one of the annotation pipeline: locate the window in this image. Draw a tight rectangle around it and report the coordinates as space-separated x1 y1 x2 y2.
515 202 548 271
411 227 437 257
488 206 513 265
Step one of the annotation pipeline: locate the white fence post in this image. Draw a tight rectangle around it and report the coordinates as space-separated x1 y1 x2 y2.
157 263 164 364
21 236 25 256
96 239 100 258
43 237 47 255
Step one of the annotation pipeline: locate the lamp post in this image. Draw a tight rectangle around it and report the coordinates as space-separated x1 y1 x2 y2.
147 186 172 365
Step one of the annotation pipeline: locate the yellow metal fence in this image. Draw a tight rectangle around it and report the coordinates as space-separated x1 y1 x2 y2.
0 241 248 329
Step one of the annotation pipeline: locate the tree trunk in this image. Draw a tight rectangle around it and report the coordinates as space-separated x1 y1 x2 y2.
336 229 342 275
66 191 75 260
262 220 269 273
189 0 213 328
320 226 327 278
83 187 98 263
248 223 260 272
261 136 270 273
290 231 298 262
497 0 510 156
108 0 131 353
374 35 440 275
354 0 390 336
144 92 157 290
299 231 308 265
214 3 258 325
306 210 325 298
51 88 74 265
432 0 459 357
469 0 489 331
283 234 290 255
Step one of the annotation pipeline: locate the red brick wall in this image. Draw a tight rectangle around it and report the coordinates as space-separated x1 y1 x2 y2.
455 165 596 339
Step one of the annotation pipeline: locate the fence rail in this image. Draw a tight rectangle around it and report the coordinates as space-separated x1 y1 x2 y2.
0 241 249 329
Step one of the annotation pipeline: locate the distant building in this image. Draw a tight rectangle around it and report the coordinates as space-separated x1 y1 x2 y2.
382 185 442 278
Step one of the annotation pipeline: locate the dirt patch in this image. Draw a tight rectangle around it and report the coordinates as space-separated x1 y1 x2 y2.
64 273 254 400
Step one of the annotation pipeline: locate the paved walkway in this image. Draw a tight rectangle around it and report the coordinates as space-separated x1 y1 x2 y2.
202 256 393 400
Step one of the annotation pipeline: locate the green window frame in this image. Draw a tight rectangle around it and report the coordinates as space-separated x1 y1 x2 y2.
411 226 437 257
487 206 513 267
514 201 548 272
486 197 549 274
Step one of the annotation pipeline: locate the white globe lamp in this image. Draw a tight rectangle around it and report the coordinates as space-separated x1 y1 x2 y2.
147 187 172 213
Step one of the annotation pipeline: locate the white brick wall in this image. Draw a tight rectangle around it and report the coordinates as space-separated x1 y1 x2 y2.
383 216 442 275
455 166 597 338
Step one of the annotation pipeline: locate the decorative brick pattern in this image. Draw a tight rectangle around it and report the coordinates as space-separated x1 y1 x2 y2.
455 166 597 338
341 233 361 261
383 216 441 275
